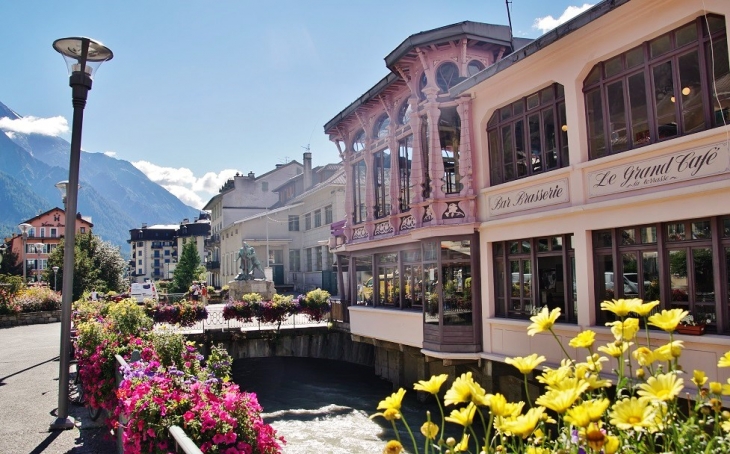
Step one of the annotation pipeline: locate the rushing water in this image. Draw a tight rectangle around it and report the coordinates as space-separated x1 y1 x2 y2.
233 357 465 454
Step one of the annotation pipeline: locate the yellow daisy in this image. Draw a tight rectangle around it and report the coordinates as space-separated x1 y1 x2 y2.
647 308 688 333
633 300 660 317
535 385 588 414
564 404 591 428
637 373 684 402
585 421 607 452
604 435 620 454
606 317 640 341
598 341 632 358
445 402 477 427
691 370 708 388
453 434 469 452
382 440 403 454
489 393 524 417
377 388 406 411
653 340 684 361
537 366 572 388
632 346 655 367
497 407 545 438
569 330 596 349
609 397 656 431
600 298 640 317
718 351 730 368
420 421 439 440
527 306 561 336
710 381 723 394
443 371 486 406
506 353 546 375
370 408 402 421
414 374 448 395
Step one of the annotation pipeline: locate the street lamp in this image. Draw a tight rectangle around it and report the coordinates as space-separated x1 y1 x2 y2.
35 242 44 283
50 36 113 431
18 223 31 283
52 266 59 292
0 243 6 265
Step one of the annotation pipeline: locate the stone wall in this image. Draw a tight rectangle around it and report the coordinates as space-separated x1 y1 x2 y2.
0 310 62 328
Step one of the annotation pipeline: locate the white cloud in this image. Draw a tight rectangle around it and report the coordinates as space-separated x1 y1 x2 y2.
533 4 595 34
132 160 240 209
0 115 69 136
103 151 117 157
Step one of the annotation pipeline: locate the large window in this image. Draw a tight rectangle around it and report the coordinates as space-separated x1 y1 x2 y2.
488 83 569 185
325 205 333 224
436 62 460 93
355 256 374 305
398 100 412 125
494 235 576 323
441 240 472 326
584 15 729 159
352 160 367 224
314 209 322 228
420 115 431 199
288 215 299 232
439 107 461 194
373 148 391 219
398 135 414 212
375 114 390 139
304 213 312 230
352 129 366 153
594 216 730 333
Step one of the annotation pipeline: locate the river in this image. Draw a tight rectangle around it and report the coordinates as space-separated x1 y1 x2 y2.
233 357 467 454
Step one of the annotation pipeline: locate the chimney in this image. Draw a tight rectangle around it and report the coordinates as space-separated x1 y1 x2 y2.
248 171 255 179
303 152 312 189
142 223 148 229
182 218 189 224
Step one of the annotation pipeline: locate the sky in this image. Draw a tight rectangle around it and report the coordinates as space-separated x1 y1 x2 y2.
0 1 593 209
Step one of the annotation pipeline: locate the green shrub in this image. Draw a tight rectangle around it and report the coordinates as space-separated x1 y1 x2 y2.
14 286 62 313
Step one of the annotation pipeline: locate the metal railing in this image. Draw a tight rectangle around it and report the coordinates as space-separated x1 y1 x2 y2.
169 426 203 454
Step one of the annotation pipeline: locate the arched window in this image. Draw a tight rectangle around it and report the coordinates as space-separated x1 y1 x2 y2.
584 14 729 159
398 100 412 125
352 129 366 153
487 83 569 186
467 60 485 77
418 72 428 100
374 114 390 139
436 62 460 93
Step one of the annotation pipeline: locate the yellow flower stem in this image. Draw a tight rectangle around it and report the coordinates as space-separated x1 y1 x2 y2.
468 425 480 453
477 407 492 453
390 419 402 445
399 413 420 454
549 327 575 366
435 395 446 447
424 412 432 454
523 374 533 409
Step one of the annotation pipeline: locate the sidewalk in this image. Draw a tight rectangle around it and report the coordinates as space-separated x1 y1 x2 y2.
0 322 116 453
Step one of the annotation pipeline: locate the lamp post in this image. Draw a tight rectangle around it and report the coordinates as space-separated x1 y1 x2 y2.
18 223 31 283
50 36 113 431
35 242 44 283
52 266 59 292
0 243 6 265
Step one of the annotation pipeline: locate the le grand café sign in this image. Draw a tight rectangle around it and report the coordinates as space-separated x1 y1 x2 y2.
588 140 730 198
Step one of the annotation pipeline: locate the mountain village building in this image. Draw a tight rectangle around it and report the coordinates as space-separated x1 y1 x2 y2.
4 208 93 283
327 0 730 389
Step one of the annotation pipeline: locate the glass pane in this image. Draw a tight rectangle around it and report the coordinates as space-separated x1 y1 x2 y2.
402 249 421 263
509 241 519 254
692 220 711 239
675 23 698 47
529 114 543 174
522 260 532 299
538 256 564 313
622 252 640 297
597 255 614 301
522 240 531 254
513 100 524 116
558 102 569 166
556 84 565 99
501 106 512 121
669 250 689 302
540 86 555 104
355 256 374 306
543 109 557 170
443 264 472 326
494 242 503 256
404 264 422 308
423 241 438 261
515 120 527 178
571 256 577 317
594 230 613 248
467 60 485 76
495 259 506 317
502 124 515 181
693 247 714 303
378 253 397 264
607 80 628 152
641 226 657 243
604 55 623 78
650 34 672 58
628 72 650 146
653 61 678 140
626 46 644 69
705 15 725 35
586 89 606 158
642 251 660 302
527 93 539 110
726 247 730 320
710 37 730 127
488 129 502 185
724 218 730 237
378 265 399 306
667 223 686 241
442 240 471 261
678 51 705 133
621 229 636 245
537 238 549 252
552 236 563 250
424 264 439 324
585 65 601 86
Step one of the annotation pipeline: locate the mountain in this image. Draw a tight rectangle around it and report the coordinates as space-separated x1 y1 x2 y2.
0 100 200 252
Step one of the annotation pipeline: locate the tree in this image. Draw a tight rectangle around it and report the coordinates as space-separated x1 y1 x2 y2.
44 232 126 301
170 240 201 294
0 246 22 276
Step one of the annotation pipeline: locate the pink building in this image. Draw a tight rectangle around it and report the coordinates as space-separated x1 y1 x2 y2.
6 208 93 282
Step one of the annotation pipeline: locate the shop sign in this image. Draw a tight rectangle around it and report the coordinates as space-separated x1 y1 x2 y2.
488 178 570 216
588 141 730 198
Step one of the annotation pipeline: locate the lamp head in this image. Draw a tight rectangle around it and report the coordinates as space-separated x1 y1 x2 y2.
18 223 32 236
35 243 44 253
52 266 59 272
52 37 113 79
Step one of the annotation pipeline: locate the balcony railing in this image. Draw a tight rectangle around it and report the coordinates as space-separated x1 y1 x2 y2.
205 261 220 270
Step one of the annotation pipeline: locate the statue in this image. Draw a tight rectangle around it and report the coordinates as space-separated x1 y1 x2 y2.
235 241 265 281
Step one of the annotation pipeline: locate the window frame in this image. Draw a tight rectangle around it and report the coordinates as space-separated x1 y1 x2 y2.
373 148 391 219
352 160 367 224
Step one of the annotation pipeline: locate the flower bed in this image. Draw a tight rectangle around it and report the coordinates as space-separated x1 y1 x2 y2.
373 299 730 453
147 299 208 327
222 289 331 325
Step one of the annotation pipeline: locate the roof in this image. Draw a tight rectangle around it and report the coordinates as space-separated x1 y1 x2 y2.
21 207 94 227
451 0 631 97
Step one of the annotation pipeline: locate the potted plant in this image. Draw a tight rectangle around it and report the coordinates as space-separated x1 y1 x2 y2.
301 289 331 322
676 313 706 335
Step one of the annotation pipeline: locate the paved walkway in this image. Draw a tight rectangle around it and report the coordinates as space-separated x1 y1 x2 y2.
0 322 116 454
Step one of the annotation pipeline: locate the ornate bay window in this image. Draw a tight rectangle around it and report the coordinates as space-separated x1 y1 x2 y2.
584 14 729 159
487 83 569 186
439 107 462 194
398 135 414 212
373 148 391 219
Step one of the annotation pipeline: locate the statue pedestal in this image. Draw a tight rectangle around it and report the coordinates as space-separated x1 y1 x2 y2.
228 279 276 301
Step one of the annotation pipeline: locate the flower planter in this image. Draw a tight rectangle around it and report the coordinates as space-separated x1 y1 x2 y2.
675 324 705 335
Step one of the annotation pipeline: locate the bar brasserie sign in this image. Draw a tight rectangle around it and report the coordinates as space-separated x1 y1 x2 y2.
588 141 730 198
489 178 570 216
